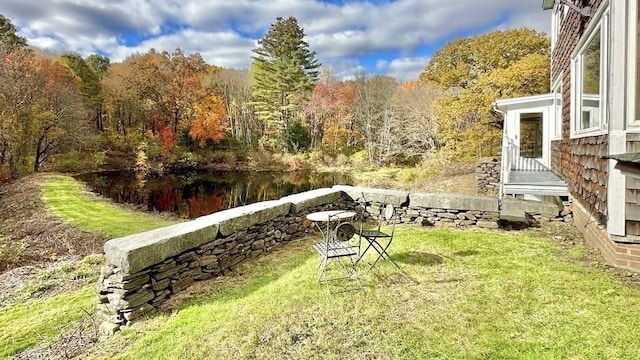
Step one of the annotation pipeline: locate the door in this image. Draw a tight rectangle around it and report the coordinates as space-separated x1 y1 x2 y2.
514 108 549 170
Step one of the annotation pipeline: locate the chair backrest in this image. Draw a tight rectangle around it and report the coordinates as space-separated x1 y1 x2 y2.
334 222 356 242
383 204 395 222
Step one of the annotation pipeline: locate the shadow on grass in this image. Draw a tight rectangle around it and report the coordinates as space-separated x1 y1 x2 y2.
393 251 444 266
453 250 480 257
153 242 318 315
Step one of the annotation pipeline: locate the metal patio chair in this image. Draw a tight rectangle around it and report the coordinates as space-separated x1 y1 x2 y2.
312 214 362 287
355 203 401 270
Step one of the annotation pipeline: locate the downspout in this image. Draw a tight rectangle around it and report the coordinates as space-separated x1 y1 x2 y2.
493 103 507 199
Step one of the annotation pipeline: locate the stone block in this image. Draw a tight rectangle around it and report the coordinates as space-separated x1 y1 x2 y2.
438 213 458 220
104 219 219 274
119 275 150 291
198 200 291 236
477 221 499 229
332 185 409 206
278 188 343 213
252 239 265 249
152 278 170 291
99 322 121 336
108 287 155 310
409 193 499 212
122 304 154 322
500 198 563 218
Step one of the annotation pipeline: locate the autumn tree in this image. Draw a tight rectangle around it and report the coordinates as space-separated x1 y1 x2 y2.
251 16 320 152
0 48 88 173
189 94 227 148
381 82 440 163
101 48 210 161
420 29 551 159
352 73 398 164
0 15 29 176
306 70 358 153
207 68 257 147
60 52 106 130
420 28 550 89
30 57 90 171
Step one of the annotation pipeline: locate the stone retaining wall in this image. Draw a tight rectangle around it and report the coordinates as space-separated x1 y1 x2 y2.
476 157 501 197
97 185 570 333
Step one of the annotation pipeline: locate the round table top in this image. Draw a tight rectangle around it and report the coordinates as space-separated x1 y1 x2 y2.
306 210 356 222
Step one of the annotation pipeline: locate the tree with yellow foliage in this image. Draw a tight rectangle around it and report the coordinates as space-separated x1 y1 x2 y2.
420 29 550 159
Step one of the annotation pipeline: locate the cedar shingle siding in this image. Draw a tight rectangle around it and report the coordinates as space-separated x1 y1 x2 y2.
626 135 640 235
551 0 608 224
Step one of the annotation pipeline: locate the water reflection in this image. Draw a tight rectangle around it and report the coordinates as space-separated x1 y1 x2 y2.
75 170 352 219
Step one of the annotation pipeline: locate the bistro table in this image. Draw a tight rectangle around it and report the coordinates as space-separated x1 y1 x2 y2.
306 210 356 239
306 210 360 285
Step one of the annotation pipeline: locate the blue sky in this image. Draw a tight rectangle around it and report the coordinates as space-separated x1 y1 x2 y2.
0 0 550 81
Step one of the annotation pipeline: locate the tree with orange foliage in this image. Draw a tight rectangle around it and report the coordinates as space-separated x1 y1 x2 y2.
189 94 227 148
306 71 358 153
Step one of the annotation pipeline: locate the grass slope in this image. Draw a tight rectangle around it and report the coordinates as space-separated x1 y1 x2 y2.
2 175 177 359
0 286 95 358
42 175 176 238
88 227 640 360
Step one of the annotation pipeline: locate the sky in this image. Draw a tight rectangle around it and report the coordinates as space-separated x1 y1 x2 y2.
0 0 551 81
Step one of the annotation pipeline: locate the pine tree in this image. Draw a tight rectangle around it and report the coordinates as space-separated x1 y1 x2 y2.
251 16 320 152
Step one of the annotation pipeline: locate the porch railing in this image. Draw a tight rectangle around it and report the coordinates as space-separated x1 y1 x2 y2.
501 137 549 196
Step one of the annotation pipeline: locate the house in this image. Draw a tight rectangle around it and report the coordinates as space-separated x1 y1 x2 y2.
496 0 640 271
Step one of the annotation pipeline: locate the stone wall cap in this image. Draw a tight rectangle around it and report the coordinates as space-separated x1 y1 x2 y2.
409 193 499 212
332 185 408 205
197 200 291 236
104 220 219 275
278 188 343 213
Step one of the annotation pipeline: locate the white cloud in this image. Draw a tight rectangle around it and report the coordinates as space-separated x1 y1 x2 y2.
384 56 431 81
0 0 552 79
108 29 257 69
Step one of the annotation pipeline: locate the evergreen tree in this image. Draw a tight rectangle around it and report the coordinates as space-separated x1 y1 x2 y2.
251 16 320 152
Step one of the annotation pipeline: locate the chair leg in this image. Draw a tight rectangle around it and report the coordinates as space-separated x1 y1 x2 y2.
318 257 328 283
354 236 375 266
370 240 402 271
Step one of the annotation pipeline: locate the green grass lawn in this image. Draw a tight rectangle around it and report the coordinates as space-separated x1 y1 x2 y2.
0 175 177 359
85 227 640 360
42 174 176 238
0 286 96 359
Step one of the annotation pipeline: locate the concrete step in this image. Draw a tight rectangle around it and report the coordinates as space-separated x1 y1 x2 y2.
499 208 528 223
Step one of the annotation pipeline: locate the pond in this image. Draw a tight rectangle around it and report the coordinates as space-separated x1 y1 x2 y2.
75 170 352 219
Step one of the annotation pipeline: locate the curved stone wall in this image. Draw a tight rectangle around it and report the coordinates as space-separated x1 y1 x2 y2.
97 185 567 333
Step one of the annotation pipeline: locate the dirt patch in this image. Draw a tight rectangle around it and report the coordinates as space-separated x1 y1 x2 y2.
417 173 477 195
0 173 107 273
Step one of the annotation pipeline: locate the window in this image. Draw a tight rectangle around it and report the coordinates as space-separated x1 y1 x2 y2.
571 7 608 135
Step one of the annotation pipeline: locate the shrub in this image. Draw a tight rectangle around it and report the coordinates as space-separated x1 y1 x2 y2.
53 150 107 173
281 153 309 170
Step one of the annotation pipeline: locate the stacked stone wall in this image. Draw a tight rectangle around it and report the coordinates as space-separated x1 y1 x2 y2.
476 157 501 197
97 186 571 333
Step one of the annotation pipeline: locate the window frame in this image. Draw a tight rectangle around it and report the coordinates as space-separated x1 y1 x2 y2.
570 5 610 138
551 4 561 51
551 77 563 141
628 0 640 128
